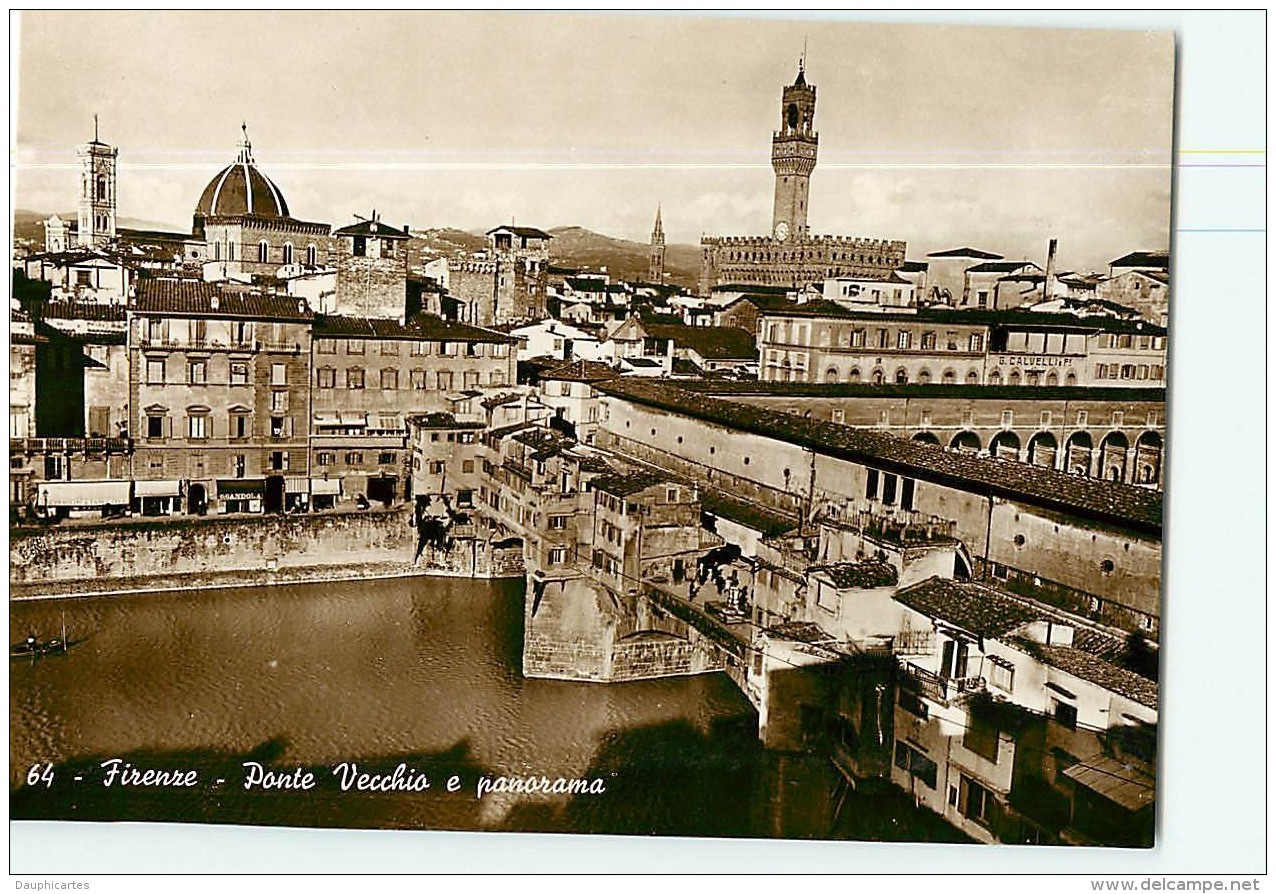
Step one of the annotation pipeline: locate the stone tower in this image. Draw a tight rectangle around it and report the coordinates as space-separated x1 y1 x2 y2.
332 211 411 321
648 205 666 283
770 62 818 242
77 117 118 249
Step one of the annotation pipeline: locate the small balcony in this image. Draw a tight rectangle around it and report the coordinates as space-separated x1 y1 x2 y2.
900 661 985 706
10 437 133 455
819 506 957 545
137 337 258 353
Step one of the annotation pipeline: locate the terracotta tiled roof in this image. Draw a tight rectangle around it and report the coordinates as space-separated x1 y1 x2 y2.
646 324 757 360
333 219 410 239
700 490 798 538
480 391 524 409
811 560 899 589
117 227 194 244
134 279 313 320
636 310 684 327
679 380 1166 403
487 225 553 240
27 250 112 266
767 621 836 644
595 379 1163 534
895 577 1042 638
1109 251 1169 269
926 247 1004 260
406 412 477 430
35 301 127 322
487 422 537 441
314 313 514 343
564 277 607 293
711 283 793 295
541 359 618 383
572 453 615 474
719 293 798 312
759 302 1167 336
1040 645 1158 708
590 470 671 498
966 261 1039 274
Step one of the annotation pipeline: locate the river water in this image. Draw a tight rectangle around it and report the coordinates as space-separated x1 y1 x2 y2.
9 577 966 842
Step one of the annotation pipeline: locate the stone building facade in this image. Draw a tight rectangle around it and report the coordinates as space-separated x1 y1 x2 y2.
309 314 517 505
756 303 1167 391
331 215 411 320
487 225 552 324
129 279 315 516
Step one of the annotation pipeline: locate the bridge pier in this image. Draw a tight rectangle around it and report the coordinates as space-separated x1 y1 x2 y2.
522 571 731 683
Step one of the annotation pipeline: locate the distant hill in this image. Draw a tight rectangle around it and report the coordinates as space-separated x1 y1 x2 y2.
12 209 187 246
408 227 489 260
546 226 700 289
11 212 704 290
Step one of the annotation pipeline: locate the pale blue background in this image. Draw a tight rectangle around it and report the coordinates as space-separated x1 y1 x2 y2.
8 8 1266 877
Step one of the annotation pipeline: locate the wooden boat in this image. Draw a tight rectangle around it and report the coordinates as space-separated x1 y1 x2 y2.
10 617 82 659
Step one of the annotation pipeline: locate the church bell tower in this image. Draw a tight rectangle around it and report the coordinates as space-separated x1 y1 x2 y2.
770 61 817 242
77 115 118 249
648 205 666 283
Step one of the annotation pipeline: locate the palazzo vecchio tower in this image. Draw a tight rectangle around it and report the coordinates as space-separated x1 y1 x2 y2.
699 61 905 295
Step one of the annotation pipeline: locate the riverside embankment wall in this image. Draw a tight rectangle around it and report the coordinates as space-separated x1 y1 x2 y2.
11 507 423 598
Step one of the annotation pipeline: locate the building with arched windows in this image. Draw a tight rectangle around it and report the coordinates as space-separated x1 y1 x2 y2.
193 128 331 281
756 301 1167 391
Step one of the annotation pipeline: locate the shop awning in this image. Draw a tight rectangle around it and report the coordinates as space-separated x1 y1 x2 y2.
37 480 132 508
285 477 309 494
1062 756 1155 812
313 412 341 427
338 411 368 426
133 479 182 498
216 478 265 497
311 477 341 496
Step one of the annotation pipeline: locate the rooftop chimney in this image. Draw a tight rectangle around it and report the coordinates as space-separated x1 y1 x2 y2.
1044 238 1059 300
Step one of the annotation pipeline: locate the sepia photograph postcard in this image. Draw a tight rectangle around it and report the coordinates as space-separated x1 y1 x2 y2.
4 9 1261 877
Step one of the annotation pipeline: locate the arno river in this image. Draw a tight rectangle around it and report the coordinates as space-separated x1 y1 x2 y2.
10 577 965 842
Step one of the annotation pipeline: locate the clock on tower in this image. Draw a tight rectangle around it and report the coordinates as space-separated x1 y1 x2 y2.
771 62 818 241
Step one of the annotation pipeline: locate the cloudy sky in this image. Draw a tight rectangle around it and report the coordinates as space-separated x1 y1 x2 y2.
13 11 1174 273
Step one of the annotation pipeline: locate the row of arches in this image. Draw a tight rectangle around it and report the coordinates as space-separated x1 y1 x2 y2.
914 429 1163 484
988 368 1077 387
257 241 319 266
721 248 892 266
822 365 985 386
213 240 320 266
818 365 1084 387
